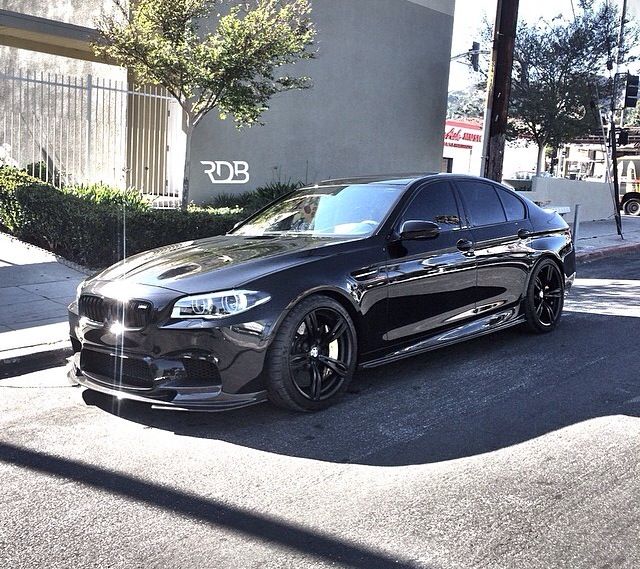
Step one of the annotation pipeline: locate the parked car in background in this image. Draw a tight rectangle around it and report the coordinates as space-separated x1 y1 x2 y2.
68 174 576 412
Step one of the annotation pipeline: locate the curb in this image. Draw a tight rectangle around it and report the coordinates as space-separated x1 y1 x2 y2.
0 231 94 275
0 342 73 379
576 241 640 263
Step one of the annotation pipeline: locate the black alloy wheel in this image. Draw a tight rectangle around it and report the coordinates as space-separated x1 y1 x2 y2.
524 258 565 333
266 295 357 411
623 197 640 216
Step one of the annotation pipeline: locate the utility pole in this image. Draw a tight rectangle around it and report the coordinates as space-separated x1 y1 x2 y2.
610 0 627 239
617 0 628 128
482 0 520 181
610 111 623 238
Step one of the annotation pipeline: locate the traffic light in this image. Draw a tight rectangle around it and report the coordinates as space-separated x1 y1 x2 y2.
470 42 480 72
624 74 639 108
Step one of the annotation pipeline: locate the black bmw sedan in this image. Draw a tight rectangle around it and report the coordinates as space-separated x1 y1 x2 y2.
68 174 575 412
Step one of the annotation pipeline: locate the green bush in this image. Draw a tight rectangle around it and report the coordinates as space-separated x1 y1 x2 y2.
204 179 303 213
252 180 304 204
0 166 245 267
65 183 151 210
25 161 62 187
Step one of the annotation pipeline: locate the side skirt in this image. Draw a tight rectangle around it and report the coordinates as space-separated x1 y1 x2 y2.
358 309 526 370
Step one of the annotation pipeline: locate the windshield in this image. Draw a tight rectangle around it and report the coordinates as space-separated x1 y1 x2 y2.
232 184 404 237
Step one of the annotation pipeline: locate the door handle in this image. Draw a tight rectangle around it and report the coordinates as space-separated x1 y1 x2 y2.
456 239 474 253
518 228 532 239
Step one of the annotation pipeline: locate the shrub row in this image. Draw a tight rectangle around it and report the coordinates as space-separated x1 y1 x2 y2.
204 179 304 212
0 167 245 268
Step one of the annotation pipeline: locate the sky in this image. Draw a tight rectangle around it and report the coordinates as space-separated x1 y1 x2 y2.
448 0 601 91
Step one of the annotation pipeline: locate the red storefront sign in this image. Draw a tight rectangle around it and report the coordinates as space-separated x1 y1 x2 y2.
444 120 483 150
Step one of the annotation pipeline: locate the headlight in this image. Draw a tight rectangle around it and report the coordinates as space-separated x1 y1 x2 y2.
76 280 86 299
171 290 271 319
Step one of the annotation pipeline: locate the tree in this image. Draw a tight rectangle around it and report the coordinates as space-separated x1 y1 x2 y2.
94 0 316 208
447 86 486 121
507 1 637 175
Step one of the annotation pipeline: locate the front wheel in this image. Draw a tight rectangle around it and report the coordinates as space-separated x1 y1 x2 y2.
265 295 358 412
623 197 640 216
524 258 565 334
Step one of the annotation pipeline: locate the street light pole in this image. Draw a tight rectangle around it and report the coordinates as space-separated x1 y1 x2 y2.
482 0 520 181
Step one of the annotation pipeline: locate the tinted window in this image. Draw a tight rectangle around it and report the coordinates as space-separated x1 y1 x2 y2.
496 187 526 221
233 184 403 236
457 181 507 226
401 182 461 231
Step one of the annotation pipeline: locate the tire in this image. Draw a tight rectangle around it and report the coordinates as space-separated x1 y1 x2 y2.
623 197 640 216
524 258 565 334
265 295 358 412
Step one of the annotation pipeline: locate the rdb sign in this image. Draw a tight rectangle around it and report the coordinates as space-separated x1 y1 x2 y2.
201 161 250 184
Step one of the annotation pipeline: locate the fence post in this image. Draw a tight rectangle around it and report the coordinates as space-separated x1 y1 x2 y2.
86 74 93 174
572 204 581 243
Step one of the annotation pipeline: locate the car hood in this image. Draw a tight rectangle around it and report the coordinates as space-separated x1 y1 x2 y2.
90 235 358 294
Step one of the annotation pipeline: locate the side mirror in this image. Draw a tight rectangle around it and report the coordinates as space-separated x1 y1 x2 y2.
399 220 441 240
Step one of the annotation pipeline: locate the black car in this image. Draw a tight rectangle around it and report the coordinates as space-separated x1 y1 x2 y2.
68 174 575 412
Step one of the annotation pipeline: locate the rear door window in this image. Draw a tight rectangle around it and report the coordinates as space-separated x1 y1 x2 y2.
456 181 507 227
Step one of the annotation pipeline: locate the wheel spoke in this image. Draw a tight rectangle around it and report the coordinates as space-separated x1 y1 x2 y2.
542 302 554 324
536 302 544 316
323 319 347 346
304 311 320 342
290 354 308 368
310 362 323 400
317 355 348 377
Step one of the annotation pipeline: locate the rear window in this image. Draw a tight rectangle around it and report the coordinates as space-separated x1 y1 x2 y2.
496 187 526 221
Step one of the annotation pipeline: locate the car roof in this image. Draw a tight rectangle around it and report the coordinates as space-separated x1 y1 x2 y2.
316 173 438 187
312 173 521 192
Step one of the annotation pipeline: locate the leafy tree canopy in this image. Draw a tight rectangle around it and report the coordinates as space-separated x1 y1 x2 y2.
96 0 316 128
473 1 638 172
447 86 486 121
94 0 316 207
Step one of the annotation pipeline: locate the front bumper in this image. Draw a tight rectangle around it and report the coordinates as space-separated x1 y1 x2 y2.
68 286 278 411
68 351 268 411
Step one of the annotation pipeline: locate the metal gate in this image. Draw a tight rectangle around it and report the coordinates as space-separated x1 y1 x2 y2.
0 68 184 199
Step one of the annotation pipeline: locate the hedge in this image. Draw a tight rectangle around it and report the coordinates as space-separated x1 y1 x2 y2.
0 166 245 267
205 179 304 212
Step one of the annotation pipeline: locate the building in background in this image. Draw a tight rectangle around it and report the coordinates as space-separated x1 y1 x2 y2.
0 0 456 204
442 118 483 174
441 117 539 181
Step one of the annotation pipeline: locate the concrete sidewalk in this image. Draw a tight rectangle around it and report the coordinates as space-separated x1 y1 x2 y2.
573 215 640 261
1 217 640 374
0 232 88 368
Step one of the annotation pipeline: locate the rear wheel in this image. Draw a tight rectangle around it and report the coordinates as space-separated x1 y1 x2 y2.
623 197 640 216
266 296 357 412
524 258 565 334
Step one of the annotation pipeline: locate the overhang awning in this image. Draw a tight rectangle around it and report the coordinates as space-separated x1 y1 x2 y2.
0 9 114 64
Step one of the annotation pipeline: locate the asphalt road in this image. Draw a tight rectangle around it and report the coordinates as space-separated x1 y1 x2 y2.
1 254 639 569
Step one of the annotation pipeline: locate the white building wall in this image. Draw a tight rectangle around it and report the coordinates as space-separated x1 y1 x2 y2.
190 0 455 202
518 177 615 222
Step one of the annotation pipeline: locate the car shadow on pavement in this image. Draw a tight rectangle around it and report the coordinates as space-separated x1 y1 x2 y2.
0 441 425 569
83 296 640 467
